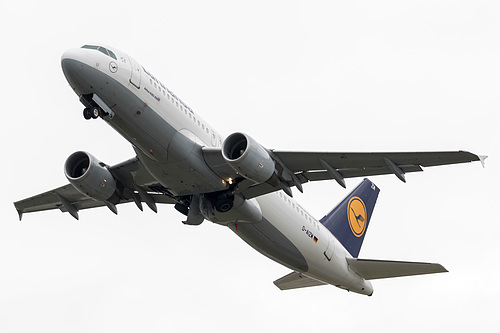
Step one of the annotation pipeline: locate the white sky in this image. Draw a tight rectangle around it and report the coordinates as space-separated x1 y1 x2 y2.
1 1 498 332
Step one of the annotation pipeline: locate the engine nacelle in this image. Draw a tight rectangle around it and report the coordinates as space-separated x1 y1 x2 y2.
64 151 117 202
222 132 275 183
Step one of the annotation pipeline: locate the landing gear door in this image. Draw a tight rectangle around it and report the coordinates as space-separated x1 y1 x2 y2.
324 238 335 261
129 56 141 89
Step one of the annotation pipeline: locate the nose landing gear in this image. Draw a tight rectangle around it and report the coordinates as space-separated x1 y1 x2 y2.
83 106 102 120
81 94 111 120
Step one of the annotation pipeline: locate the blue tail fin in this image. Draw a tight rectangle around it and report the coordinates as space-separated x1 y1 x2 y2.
320 178 380 258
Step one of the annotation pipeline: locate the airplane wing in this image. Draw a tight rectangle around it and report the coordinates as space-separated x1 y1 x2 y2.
203 149 484 199
17 150 483 220
14 157 177 220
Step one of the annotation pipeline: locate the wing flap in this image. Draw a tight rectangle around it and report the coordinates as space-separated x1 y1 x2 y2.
347 258 448 280
302 164 424 182
273 271 327 290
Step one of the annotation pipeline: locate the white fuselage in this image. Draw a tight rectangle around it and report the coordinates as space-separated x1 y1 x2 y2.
61 45 373 295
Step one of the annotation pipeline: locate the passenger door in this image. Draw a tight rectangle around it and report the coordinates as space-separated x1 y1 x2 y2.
128 56 141 89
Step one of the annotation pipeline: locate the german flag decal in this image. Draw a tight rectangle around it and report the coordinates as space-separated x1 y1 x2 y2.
302 226 319 244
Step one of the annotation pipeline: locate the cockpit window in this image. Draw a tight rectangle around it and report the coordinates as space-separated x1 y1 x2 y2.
81 45 117 60
97 46 110 57
107 49 117 60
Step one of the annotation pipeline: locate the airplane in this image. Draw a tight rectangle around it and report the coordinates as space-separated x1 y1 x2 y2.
14 44 486 296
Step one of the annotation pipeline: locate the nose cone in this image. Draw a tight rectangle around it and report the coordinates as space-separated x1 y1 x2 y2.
61 48 87 76
61 48 91 95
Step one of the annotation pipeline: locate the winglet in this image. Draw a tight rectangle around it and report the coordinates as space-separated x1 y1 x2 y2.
479 155 488 168
16 207 23 221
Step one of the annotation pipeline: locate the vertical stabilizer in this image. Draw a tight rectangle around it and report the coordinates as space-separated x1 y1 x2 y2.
320 178 380 258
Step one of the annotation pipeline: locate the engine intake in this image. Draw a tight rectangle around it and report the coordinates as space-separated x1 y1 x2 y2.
65 151 117 202
222 132 275 184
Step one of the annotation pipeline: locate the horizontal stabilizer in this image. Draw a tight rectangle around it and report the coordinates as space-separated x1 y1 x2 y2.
274 271 327 290
347 258 448 280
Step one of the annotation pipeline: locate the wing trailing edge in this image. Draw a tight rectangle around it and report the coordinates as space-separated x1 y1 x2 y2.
347 258 448 280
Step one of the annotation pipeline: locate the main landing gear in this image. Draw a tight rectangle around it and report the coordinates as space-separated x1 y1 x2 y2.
83 106 102 120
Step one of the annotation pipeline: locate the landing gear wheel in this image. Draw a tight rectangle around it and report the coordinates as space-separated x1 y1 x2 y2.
83 107 92 120
91 107 100 119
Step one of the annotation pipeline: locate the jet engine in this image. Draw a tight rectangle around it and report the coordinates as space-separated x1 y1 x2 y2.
222 132 275 183
64 151 118 202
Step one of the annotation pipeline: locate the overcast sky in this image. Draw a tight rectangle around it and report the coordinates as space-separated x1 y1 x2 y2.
1 1 498 332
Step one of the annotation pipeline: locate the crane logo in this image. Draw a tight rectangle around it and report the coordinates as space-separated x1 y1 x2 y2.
347 196 367 237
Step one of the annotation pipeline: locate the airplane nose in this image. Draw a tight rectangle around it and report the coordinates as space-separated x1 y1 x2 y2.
61 48 87 72
61 48 91 95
